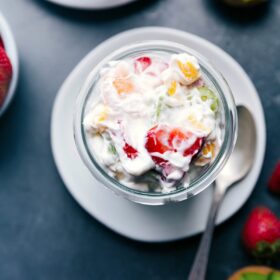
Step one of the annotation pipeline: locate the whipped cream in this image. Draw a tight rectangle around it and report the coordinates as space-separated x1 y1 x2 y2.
84 52 222 192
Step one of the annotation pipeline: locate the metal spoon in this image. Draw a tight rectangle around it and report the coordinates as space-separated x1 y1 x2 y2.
188 106 256 280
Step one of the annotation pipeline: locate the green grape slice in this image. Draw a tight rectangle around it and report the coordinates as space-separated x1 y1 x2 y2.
198 86 219 113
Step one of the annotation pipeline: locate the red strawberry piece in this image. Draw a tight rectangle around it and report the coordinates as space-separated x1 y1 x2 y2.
242 206 280 258
135 56 151 72
145 125 203 165
0 46 13 107
168 128 186 148
145 125 170 165
123 142 138 159
167 128 203 156
184 137 204 157
0 36 4 49
268 161 280 195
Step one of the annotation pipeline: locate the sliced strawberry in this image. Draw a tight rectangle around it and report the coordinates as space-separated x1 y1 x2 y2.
123 142 138 159
0 46 13 107
242 206 280 258
168 128 186 149
145 126 170 165
268 161 280 195
135 56 151 72
145 125 203 165
146 126 170 154
184 137 204 157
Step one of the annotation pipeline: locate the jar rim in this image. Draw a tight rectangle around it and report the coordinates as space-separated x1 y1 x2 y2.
74 40 237 205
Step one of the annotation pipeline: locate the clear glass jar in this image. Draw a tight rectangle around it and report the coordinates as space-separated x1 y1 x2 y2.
74 40 237 205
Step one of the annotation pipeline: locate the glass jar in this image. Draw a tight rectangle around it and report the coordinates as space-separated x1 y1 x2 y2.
74 40 237 205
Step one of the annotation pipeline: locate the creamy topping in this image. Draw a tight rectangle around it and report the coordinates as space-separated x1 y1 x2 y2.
84 52 223 192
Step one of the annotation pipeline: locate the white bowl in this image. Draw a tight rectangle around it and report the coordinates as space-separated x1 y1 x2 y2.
0 12 19 117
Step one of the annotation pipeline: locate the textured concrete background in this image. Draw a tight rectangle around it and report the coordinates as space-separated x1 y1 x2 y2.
0 0 279 279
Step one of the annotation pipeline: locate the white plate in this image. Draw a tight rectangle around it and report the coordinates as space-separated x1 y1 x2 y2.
51 27 266 242
0 12 19 117
46 0 138 9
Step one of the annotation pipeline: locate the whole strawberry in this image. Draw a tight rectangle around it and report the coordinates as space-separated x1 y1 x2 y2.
242 206 280 259
268 162 280 195
0 46 13 107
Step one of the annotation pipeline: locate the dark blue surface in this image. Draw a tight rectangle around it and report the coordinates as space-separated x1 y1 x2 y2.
0 0 279 279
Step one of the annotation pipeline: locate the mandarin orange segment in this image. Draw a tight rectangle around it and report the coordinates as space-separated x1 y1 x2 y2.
94 105 109 123
98 111 107 122
168 80 177 96
177 61 199 81
202 142 216 157
113 78 134 95
195 141 216 166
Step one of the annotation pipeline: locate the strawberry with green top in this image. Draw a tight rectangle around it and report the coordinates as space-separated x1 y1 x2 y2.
242 206 280 259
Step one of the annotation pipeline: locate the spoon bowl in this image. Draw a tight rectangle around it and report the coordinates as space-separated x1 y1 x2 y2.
216 106 257 189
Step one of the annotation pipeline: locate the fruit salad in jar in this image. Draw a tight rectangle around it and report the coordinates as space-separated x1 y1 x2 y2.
83 51 223 193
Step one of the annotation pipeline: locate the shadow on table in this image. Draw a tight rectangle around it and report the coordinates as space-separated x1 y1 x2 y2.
202 0 272 26
31 0 160 22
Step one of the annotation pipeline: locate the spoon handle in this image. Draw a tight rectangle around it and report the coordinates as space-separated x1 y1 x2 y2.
188 182 226 280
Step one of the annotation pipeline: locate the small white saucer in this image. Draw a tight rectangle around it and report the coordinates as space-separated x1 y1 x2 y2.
46 0 138 9
0 12 19 117
51 27 266 242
